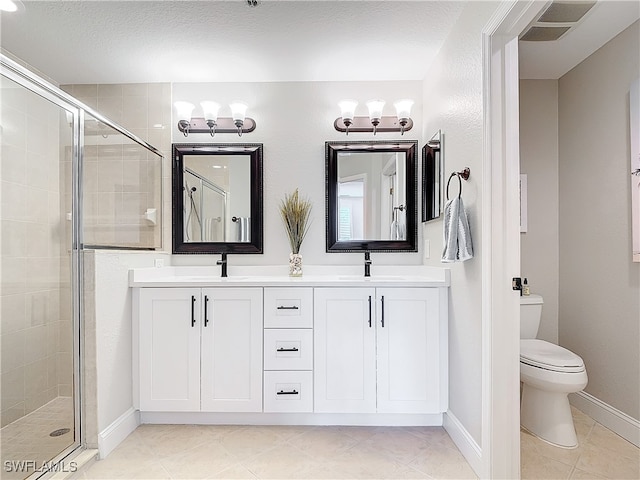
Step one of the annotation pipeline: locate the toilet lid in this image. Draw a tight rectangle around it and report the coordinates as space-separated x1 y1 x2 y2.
520 339 585 373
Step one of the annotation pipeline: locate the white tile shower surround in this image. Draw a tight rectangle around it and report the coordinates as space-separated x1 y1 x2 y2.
74 407 639 480
1 396 75 480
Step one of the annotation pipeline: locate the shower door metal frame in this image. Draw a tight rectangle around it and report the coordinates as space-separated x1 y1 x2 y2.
184 166 228 242
1 57 85 473
1 53 163 476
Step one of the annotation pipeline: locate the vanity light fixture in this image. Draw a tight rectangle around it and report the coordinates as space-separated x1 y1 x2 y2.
394 99 414 135
200 101 220 136
0 0 24 12
366 99 385 135
175 101 195 136
338 100 358 135
175 101 256 137
334 98 414 135
230 102 248 137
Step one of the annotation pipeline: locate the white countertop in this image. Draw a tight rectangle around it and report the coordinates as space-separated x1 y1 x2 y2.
129 265 450 288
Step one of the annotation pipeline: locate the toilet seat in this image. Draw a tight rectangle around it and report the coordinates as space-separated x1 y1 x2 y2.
520 339 585 373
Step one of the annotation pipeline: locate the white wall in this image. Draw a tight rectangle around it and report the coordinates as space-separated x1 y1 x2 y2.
519 80 560 343
421 1 501 447
90 250 170 434
171 81 424 267
558 21 640 420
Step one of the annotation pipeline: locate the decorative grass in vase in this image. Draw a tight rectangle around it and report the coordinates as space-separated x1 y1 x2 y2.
279 189 312 276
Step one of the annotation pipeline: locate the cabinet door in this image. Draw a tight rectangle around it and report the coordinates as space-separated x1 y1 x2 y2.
314 287 376 413
138 288 201 411
200 288 263 412
376 288 440 413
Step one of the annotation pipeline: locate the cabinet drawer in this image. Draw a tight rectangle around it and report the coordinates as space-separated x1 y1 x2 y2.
263 371 313 413
264 287 313 328
264 329 313 370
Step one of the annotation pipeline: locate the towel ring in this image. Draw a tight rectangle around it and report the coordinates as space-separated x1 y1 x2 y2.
446 167 470 200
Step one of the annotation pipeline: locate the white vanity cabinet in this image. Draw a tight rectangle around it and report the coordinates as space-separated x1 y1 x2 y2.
135 287 263 413
314 287 446 414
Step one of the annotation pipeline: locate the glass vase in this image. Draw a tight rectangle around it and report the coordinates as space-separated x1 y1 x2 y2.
289 253 303 277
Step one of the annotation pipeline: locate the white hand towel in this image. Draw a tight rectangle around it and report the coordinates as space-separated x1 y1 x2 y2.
442 197 473 262
237 217 251 242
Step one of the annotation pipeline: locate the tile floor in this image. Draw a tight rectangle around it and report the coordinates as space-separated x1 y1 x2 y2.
520 407 639 480
1 397 76 480
72 407 638 480
78 423 477 480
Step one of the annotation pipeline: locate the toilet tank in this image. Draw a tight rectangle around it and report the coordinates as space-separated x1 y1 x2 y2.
520 294 543 339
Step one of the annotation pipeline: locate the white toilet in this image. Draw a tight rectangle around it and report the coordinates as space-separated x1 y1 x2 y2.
520 294 588 448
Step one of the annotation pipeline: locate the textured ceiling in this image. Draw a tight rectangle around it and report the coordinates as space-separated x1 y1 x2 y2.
0 1 637 85
0 0 465 84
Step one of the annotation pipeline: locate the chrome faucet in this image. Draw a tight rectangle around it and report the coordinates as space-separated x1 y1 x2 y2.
217 253 228 278
364 252 371 277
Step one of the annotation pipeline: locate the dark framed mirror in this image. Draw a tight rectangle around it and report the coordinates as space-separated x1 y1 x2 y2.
325 140 418 252
422 130 444 222
172 143 263 254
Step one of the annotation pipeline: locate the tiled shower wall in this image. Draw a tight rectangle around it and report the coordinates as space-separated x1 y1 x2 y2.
0 77 73 427
61 83 171 250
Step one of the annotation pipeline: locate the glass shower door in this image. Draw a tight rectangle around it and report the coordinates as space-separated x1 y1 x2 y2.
1 74 79 478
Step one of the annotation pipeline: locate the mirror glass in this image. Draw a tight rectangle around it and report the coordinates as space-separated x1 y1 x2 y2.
325 141 417 252
172 143 263 254
422 130 444 222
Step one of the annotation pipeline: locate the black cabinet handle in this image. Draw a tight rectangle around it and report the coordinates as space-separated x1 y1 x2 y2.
276 347 299 352
204 295 209 327
191 295 196 327
368 295 372 328
277 305 299 310
381 295 385 328
276 389 299 395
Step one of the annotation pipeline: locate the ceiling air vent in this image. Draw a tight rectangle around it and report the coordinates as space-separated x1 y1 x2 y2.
521 1 597 42
521 26 571 42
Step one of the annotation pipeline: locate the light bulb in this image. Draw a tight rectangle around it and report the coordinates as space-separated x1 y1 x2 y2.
200 101 220 122
393 99 413 120
201 101 220 136
366 99 385 134
394 99 413 135
229 102 248 136
174 101 195 136
338 100 358 123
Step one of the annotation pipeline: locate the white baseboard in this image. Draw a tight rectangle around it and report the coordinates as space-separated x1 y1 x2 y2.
570 391 640 447
98 408 140 459
139 411 443 426
443 410 483 478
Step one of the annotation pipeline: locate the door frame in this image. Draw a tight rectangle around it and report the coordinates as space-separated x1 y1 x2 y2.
481 2 547 478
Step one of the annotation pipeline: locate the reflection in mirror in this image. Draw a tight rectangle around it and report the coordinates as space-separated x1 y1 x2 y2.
183 154 250 242
326 141 417 252
172 144 263 254
422 130 444 222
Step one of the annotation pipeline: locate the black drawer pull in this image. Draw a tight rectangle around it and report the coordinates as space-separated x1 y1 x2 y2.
191 295 196 327
381 295 385 328
277 347 299 352
277 305 299 310
204 295 209 327
277 389 299 395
